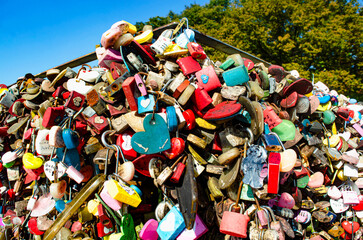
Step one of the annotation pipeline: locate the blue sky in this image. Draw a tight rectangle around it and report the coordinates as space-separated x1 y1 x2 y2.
0 0 210 86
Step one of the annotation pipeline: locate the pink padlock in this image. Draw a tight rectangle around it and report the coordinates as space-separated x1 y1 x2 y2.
101 28 122 49
100 185 123 211
139 219 158 240
220 203 249 238
134 73 148 96
58 162 84 184
177 214 208 240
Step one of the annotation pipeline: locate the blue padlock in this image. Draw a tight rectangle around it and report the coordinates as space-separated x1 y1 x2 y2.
138 94 156 114
62 129 79 149
157 206 186 240
318 95 331 104
56 147 81 171
222 65 249 86
166 106 178 132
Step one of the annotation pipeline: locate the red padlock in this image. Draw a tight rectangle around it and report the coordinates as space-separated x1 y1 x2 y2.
96 204 114 238
163 137 185 160
64 91 85 112
268 152 281 194
42 106 65 128
116 130 138 160
170 156 187 183
191 87 213 111
176 56 202 76
122 76 140 111
220 203 250 238
110 62 128 80
187 42 207 60
182 109 196 130
263 106 282 129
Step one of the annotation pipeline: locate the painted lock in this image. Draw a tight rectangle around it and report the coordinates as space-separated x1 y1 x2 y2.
64 91 85 112
116 130 138 160
49 126 65 148
42 106 65 128
220 203 249 238
156 206 186 240
62 128 79 149
176 56 201 76
23 153 44 170
35 129 53 156
106 179 141 208
195 65 221 92
222 65 249 86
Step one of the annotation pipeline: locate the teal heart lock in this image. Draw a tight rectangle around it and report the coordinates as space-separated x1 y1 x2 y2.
131 114 171 154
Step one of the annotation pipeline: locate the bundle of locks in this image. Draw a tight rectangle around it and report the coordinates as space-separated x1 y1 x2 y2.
0 18 362 240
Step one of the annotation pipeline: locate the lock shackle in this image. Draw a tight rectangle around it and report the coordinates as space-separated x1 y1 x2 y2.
269 132 285 151
228 202 245 214
102 130 116 149
262 206 277 223
239 127 254 146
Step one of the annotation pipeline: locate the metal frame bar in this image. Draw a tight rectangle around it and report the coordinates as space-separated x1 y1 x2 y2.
35 22 271 78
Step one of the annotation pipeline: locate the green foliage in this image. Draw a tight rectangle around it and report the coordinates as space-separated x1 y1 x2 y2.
139 0 363 99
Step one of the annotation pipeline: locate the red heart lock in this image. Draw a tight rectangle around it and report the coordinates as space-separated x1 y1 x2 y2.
7 189 15 200
352 195 363 211
340 232 352 239
163 137 185 159
28 217 45 235
182 109 196 130
342 220 360 234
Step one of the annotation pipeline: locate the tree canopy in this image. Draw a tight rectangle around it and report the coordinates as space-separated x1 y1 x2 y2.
136 0 363 99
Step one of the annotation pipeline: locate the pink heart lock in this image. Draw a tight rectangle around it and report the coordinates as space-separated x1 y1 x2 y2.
307 172 324 188
277 192 295 209
2 151 18 164
139 219 159 240
328 185 342 200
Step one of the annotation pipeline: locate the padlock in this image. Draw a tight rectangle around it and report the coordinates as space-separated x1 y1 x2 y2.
222 65 249 86
178 83 196 106
195 65 221 92
96 204 114 237
156 205 186 240
106 178 141 208
170 156 187 184
220 203 250 238
110 61 128 80
187 42 207 60
86 89 107 115
138 94 156 114
64 91 85 112
191 87 212 111
268 152 281 194
176 56 201 76
122 76 140 111
42 106 65 128
87 115 109 134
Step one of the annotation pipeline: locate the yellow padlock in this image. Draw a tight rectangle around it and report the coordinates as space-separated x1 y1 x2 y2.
195 117 219 130
317 101 332 112
323 135 340 148
87 199 100 216
106 180 141 208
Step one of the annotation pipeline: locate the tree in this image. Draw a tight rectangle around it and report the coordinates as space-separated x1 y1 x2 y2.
139 0 363 99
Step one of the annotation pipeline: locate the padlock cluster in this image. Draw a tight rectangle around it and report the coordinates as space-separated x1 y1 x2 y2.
0 18 362 240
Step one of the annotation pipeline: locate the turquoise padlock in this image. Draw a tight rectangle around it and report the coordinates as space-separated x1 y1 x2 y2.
62 128 79 149
157 206 186 240
222 65 249 86
137 94 156 114
56 148 81 171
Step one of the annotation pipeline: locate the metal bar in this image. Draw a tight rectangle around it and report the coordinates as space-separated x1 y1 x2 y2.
35 22 270 78
35 52 97 78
